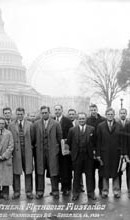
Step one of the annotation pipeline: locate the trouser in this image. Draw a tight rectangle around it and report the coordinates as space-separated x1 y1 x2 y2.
36 174 59 195
126 164 130 193
36 149 59 195
73 152 94 196
93 160 103 193
13 174 33 195
0 186 9 197
60 154 72 191
102 176 120 195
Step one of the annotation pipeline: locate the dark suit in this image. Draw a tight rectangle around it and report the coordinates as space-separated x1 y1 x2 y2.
86 114 106 193
125 121 130 193
59 116 73 192
97 120 122 195
67 125 95 197
118 119 129 189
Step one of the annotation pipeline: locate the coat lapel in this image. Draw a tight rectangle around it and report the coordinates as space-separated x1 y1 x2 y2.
106 120 116 133
14 120 19 134
75 126 79 144
47 118 54 134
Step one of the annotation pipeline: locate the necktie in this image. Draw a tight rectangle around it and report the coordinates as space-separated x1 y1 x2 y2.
57 118 59 122
109 122 112 131
19 121 22 129
44 120 47 129
122 120 125 127
81 126 84 133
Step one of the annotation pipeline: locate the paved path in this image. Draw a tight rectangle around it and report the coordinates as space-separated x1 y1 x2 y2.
0 171 130 220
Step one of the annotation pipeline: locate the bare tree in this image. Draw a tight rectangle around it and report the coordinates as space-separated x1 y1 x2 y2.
80 49 122 107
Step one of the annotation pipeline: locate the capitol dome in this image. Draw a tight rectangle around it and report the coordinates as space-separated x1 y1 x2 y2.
0 9 42 113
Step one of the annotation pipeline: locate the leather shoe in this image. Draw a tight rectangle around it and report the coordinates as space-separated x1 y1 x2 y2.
72 195 79 201
80 188 85 192
12 193 20 200
50 191 53 196
63 190 70 196
114 194 120 199
53 194 59 199
88 193 97 200
101 194 108 199
0 191 3 199
26 193 33 200
3 194 9 200
35 193 43 199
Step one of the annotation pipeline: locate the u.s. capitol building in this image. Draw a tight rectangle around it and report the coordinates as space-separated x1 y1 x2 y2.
0 10 89 115
0 10 42 114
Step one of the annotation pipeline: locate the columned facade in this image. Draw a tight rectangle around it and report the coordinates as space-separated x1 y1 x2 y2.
0 10 42 114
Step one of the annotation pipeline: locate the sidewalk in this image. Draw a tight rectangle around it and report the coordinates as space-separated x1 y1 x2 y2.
0 171 130 220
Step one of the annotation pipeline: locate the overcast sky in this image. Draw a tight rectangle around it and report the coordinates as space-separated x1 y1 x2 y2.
1 0 130 105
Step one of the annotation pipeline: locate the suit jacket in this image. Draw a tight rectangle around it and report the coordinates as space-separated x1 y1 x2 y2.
126 121 130 157
67 125 95 162
31 118 62 176
118 119 130 155
9 119 33 175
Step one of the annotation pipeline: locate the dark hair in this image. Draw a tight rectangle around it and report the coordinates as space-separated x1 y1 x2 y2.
89 104 97 108
78 112 87 118
16 107 25 113
0 116 5 121
119 108 127 114
3 107 12 114
68 108 76 113
54 105 63 110
40 106 50 113
105 107 115 115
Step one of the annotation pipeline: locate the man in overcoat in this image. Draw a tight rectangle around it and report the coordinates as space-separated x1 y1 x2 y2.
0 117 14 200
97 107 122 198
67 112 96 201
54 105 73 196
123 117 130 198
31 106 62 199
118 108 130 190
86 104 106 195
9 107 33 199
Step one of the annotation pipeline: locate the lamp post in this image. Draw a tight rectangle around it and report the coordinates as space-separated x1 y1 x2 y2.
120 98 123 109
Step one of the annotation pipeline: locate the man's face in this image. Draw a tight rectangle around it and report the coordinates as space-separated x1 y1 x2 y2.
90 107 98 117
68 110 76 122
3 110 12 120
78 114 86 126
55 106 63 118
119 110 127 120
16 111 24 121
106 110 115 121
29 113 36 122
0 119 5 130
41 108 49 120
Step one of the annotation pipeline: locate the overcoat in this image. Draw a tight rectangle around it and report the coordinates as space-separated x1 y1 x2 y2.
31 118 62 176
9 119 33 175
0 129 14 185
97 120 122 178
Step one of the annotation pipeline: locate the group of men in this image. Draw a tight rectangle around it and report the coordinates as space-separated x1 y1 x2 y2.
0 104 130 201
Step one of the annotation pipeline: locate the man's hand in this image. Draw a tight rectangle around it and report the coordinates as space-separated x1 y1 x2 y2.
96 156 103 166
124 155 130 163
